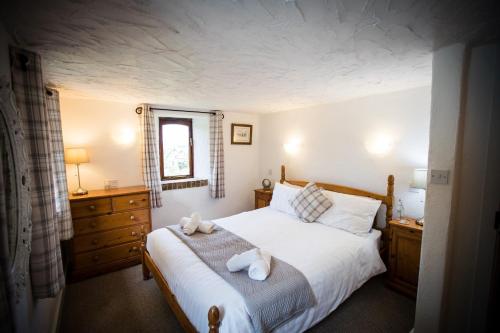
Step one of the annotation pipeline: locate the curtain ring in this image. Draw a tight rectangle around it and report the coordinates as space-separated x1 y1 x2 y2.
135 107 143 115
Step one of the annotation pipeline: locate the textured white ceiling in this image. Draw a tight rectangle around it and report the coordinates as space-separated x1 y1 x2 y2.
2 0 499 112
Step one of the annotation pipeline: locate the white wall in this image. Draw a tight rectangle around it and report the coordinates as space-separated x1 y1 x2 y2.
259 87 431 223
439 43 500 332
60 98 143 191
59 96 261 228
414 43 466 333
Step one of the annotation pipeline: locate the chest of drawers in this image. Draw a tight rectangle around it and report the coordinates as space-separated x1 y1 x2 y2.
68 186 151 281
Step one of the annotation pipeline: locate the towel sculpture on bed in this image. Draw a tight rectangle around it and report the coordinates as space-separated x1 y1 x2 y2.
226 248 272 281
179 212 215 235
166 224 316 333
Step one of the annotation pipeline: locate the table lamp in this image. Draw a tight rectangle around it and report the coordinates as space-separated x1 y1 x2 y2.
65 148 89 195
411 168 427 226
411 168 428 190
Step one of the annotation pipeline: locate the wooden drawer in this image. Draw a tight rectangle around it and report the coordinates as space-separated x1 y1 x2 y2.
71 198 112 219
73 241 142 270
391 225 422 239
73 224 150 253
73 209 150 236
112 193 149 212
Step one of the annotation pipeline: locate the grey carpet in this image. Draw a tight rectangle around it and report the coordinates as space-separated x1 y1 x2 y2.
60 265 415 333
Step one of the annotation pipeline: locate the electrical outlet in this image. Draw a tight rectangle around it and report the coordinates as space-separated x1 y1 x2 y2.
430 170 449 185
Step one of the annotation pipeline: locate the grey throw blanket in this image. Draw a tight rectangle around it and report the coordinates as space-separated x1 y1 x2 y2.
167 225 316 333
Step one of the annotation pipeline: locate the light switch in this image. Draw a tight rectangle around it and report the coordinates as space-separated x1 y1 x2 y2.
268 169 273 176
430 169 449 185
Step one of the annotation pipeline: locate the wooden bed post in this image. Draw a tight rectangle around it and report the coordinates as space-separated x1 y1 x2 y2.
386 175 395 224
280 165 286 184
141 241 151 280
208 306 220 333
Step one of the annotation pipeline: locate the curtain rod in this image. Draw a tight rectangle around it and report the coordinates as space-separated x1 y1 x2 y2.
135 106 223 118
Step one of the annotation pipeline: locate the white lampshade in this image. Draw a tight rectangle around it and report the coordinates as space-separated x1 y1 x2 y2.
411 168 427 189
64 148 89 165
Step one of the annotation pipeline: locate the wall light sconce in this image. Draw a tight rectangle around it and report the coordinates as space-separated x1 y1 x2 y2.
283 138 301 155
365 133 394 156
111 124 136 146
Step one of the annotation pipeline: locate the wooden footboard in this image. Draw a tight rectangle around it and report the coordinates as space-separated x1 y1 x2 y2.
141 242 220 333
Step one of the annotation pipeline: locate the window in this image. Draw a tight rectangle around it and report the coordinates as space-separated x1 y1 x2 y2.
159 117 194 180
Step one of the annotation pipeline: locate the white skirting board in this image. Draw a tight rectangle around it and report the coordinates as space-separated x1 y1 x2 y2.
31 287 65 333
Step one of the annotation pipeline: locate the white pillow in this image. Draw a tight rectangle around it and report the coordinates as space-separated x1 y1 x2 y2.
317 190 382 235
269 182 301 216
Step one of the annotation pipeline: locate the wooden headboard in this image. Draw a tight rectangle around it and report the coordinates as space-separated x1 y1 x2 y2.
279 165 394 225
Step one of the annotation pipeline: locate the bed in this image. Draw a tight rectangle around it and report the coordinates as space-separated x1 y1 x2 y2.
141 165 394 333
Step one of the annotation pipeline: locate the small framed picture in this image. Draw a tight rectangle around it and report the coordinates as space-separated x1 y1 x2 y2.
231 123 253 145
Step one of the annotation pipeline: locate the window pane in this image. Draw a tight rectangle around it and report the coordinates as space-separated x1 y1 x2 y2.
162 124 190 177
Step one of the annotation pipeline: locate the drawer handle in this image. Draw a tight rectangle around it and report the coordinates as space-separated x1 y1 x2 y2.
130 246 139 252
130 215 135 220
131 231 137 236
89 205 96 211
90 222 97 228
92 255 100 262
129 200 135 205
92 239 98 245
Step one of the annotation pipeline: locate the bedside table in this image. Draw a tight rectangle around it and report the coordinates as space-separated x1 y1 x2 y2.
254 189 273 209
387 219 423 298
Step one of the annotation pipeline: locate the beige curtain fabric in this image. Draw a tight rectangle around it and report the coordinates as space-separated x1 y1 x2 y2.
10 47 67 298
139 104 162 208
209 111 225 198
46 89 73 240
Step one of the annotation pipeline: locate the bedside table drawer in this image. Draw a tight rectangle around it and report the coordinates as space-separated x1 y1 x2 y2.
388 219 423 298
71 198 112 218
73 209 150 236
73 241 142 270
112 193 149 212
73 224 150 253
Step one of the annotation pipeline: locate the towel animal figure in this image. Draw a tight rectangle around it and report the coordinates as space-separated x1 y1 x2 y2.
248 250 272 281
226 248 272 281
226 248 261 272
178 212 215 235
180 213 200 235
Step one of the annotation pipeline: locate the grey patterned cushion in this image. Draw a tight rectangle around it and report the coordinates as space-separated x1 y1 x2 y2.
289 183 333 223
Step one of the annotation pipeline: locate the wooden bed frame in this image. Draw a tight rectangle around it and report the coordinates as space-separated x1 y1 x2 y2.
141 165 394 333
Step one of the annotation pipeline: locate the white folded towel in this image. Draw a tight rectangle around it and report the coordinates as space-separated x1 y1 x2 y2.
190 212 201 224
226 248 261 272
198 221 215 234
179 216 191 227
182 212 201 235
248 250 272 281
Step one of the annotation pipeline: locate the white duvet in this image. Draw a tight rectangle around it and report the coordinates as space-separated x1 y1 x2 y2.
146 207 386 333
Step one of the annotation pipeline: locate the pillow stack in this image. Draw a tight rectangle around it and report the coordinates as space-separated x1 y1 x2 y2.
269 181 382 236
